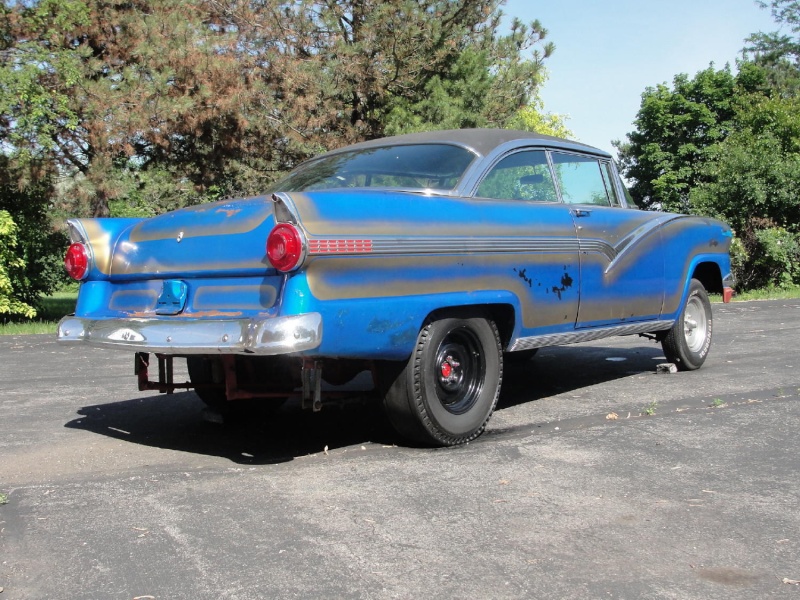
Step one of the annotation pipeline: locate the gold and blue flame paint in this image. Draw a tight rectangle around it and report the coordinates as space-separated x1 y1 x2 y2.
66 185 732 360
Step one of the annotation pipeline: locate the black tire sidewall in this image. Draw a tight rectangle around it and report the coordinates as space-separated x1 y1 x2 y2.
414 317 502 441
187 355 228 409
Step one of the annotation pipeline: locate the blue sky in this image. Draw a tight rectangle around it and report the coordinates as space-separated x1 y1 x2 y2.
503 0 782 153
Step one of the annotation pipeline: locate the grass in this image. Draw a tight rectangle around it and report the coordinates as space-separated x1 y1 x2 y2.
642 401 659 416
0 492 8 505
710 284 800 303
0 289 77 336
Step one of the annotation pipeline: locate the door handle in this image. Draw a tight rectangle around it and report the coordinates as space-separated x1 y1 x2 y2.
571 208 592 218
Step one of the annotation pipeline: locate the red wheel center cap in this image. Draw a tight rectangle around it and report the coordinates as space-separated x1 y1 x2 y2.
441 362 453 378
440 355 461 383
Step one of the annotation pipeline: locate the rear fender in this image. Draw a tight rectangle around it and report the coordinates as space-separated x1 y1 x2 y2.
297 286 524 360
68 218 144 280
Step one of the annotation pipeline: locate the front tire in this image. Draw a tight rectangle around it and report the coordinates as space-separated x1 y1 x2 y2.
383 315 502 446
662 279 713 371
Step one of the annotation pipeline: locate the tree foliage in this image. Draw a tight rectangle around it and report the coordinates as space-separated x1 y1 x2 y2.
509 93 572 139
689 94 800 289
616 1 800 290
0 209 37 319
614 64 768 213
0 157 67 306
1 0 554 218
744 0 800 95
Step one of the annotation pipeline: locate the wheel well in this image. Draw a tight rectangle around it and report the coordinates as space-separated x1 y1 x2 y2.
692 262 723 295
426 304 516 350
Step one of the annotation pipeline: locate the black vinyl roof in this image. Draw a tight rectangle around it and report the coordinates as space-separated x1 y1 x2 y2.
335 128 608 159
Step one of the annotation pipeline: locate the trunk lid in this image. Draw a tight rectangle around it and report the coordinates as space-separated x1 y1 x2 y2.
108 196 275 279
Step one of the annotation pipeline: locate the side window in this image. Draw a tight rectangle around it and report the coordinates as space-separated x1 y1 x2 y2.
476 150 559 202
600 162 620 206
617 173 640 209
551 153 611 206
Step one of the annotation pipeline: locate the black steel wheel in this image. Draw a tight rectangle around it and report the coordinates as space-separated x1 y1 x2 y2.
662 278 713 371
383 315 502 446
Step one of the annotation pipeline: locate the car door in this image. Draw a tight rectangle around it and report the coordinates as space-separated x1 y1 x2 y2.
474 148 581 337
549 151 665 328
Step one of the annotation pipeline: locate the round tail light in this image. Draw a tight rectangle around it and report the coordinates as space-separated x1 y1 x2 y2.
64 243 90 280
267 223 304 272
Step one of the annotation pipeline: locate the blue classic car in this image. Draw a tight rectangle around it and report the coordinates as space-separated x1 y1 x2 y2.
58 129 734 446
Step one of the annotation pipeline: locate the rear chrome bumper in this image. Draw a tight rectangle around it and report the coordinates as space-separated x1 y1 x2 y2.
57 313 322 355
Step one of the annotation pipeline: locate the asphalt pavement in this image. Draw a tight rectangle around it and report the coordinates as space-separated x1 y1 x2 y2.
1 299 799 599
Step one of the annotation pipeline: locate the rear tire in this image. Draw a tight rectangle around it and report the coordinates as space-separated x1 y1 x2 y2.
662 279 713 371
187 356 286 419
383 315 502 446
187 356 228 410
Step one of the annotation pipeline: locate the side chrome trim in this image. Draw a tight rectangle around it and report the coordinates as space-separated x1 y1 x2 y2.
66 219 89 244
604 215 684 273
509 320 674 352
271 192 301 224
304 217 683 263
57 313 323 355
307 236 582 256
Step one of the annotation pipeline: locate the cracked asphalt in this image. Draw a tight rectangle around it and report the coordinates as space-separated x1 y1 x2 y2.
1 299 799 599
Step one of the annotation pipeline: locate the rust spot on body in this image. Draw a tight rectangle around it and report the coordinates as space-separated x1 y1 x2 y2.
551 271 574 300
127 310 243 318
513 267 533 288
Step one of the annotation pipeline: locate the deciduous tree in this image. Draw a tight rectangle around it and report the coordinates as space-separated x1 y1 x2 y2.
614 64 767 212
744 0 800 95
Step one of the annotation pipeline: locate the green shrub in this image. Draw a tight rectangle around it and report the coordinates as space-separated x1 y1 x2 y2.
0 210 37 319
753 226 800 288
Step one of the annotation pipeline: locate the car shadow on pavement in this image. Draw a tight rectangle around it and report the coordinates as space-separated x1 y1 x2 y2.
64 391 402 465
498 343 668 410
64 342 666 464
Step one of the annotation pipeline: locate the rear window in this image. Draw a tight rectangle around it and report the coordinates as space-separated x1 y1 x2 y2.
273 144 476 192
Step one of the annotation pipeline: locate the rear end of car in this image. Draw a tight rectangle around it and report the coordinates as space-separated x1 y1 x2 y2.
57 196 322 357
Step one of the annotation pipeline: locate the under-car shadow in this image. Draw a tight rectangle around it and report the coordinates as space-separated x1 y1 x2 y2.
64 342 666 462
498 342 667 409
65 391 400 465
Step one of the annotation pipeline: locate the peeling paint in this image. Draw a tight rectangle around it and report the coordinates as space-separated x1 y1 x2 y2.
551 270 574 300
513 267 533 288
390 326 419 347
367 318 401 334
126 310 244 318
216 208 243 218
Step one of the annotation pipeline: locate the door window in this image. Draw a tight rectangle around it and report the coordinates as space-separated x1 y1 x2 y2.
551 153 610 206
476 150 559 202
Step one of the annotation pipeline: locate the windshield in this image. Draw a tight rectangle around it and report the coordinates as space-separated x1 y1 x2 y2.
273 144 477 192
